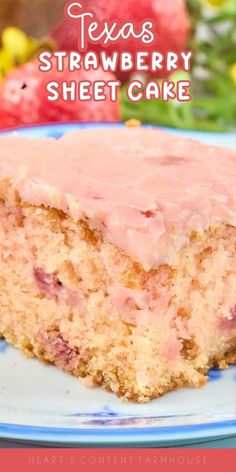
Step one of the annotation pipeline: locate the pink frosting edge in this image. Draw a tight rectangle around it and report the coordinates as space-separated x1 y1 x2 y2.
0 127 235 269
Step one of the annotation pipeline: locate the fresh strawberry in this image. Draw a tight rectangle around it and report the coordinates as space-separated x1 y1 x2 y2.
0 60 120 130
51 0 191 80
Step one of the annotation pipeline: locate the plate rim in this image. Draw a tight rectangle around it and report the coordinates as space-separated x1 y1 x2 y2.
0 419 235 445
0 120 235 136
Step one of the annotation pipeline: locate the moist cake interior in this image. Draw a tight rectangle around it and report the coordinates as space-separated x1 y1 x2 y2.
0 181 235 402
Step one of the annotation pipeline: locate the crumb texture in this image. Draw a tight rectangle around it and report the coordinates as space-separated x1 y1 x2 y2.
0 182 235 402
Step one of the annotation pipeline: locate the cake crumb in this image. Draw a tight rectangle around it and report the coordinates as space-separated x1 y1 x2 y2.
79 375 95 388
125 119 141 128
218 360 228 369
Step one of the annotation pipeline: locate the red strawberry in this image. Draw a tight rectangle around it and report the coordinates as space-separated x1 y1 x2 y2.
0 60 120 130
52 0 191 80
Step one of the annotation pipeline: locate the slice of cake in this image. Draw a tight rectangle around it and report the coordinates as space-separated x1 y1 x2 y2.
0 126 235 402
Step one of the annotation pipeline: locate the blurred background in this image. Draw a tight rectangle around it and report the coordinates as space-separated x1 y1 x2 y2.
0 0 65 37
0 0 235 130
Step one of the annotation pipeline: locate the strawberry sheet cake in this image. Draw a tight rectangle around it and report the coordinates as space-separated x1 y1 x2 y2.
0 126 235 402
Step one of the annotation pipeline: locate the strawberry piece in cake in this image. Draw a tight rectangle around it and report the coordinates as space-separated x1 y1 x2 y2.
0 126 235 402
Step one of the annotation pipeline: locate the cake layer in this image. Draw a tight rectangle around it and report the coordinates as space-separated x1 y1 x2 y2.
0 127 235 269
0 180 235 402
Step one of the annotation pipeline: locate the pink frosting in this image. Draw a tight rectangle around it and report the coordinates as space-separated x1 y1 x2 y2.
0 127 235 269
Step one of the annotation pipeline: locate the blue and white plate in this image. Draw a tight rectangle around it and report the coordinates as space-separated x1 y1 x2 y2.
0 123 235 447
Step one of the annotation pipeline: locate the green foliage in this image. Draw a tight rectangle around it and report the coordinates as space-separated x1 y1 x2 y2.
121 0 236 131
